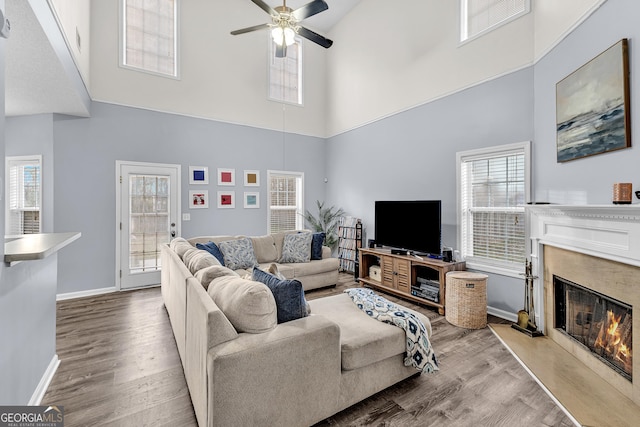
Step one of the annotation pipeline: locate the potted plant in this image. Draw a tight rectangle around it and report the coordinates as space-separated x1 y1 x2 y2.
304 200 345 251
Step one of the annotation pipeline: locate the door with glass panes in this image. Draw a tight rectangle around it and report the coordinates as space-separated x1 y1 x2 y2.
118 162 180 289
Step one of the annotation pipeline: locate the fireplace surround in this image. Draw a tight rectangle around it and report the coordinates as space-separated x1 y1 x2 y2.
528 205 640 405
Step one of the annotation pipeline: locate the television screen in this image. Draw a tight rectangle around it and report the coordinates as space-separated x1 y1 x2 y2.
374 200 441 256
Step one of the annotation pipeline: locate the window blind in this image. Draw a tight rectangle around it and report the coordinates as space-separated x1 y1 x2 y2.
7 157 42 235
269 37 303 105
459 148 526 269
461 0 530 41
268 172 303 233
123 0 177 77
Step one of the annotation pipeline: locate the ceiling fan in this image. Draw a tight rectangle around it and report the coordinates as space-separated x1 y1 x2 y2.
231 0 334 58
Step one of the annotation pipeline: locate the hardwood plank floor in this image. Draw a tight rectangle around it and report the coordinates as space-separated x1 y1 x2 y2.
43 274 574 426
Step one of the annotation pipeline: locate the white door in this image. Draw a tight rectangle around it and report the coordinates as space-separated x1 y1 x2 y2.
117 162 180 289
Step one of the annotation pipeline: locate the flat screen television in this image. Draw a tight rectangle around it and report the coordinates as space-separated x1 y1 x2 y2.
374 200 441 257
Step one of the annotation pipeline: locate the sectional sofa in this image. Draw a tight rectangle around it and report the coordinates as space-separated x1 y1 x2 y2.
160 232 435 426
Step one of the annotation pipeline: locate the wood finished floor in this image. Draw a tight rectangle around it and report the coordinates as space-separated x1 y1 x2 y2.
43 274 574 426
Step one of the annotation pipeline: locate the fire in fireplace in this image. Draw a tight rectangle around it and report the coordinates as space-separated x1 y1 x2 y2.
554 275 632 381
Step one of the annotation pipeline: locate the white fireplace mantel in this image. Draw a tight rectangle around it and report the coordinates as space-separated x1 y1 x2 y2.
527 204 640 332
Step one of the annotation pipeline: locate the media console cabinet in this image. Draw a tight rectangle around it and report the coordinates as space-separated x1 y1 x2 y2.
358 248 466 315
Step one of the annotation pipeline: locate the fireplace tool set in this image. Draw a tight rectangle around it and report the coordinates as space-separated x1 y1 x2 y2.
512 259 543 337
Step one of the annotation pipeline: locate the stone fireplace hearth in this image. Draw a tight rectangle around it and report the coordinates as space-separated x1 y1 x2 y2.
528 205 640 406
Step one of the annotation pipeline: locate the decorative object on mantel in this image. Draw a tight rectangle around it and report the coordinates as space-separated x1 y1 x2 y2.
556 38 630 163
613 183 633 204
512 259 543 337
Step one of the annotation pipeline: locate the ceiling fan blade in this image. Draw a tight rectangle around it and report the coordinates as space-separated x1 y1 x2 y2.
275 43 287 58
231 23 270 35
291 0 329 21
251 0 277 16
297 26 333 48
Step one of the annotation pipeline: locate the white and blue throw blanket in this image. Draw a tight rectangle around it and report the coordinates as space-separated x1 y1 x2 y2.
344 288 439 374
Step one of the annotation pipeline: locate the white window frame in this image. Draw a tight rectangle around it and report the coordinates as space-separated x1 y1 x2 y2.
6 155 43 235
460 0 531 44
120 0 180 79
268 35 303 106
267 170 305 233
456 141 531 277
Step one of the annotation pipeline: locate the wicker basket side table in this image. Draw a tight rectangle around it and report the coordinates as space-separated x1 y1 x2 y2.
445 271 488 329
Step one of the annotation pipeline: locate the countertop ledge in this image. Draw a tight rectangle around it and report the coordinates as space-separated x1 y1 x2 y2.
4 232 81 265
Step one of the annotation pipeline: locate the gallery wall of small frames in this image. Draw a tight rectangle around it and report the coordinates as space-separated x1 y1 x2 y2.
188 166 260 210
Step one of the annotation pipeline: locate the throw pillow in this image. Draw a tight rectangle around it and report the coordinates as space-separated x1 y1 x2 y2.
186 250 221 275
207 275 277 333
195 265 238 289
279 232 312 263
218 237 259 271
252 267 308 323
311 232 326 260
196 241 225 266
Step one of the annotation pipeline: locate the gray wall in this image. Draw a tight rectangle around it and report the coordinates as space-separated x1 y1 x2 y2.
326 0 640 317
1 4 58 405
50 102 327 294
533 0 640 204
325 68 535 316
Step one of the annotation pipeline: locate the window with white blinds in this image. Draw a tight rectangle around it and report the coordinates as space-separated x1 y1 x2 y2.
460 0 530 42
457 142 530 273
122 0 178 77
267 171 304 233
269 36 303 105
6 156 42 235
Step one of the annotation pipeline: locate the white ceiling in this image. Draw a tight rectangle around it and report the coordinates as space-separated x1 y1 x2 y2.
4 0 362 118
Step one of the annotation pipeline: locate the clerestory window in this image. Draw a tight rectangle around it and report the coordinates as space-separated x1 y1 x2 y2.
460 0 531 43
269 35 303 105
121 0 179 78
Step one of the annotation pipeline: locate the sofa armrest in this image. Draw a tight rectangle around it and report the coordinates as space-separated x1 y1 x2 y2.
321 245 332 259
206 315 342 427
185 278 238 427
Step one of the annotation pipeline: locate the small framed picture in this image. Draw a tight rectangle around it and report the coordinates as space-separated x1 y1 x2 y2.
189 190 209 209
217 191 235 208
244 170 260 187
244 192 260 209
189 166 208 184
218 168 235 186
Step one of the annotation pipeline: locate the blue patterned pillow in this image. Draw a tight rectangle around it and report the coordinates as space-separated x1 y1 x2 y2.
252 267 308 323
196 241 225 266
311 232 325 260
279 232 312 263
218 238 258 271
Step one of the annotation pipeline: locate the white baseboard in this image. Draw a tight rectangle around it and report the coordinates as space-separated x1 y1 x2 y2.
29 355 60 405
487 306 518 323
57 286 117 301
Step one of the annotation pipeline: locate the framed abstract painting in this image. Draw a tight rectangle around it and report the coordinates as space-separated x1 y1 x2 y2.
556 39 630 162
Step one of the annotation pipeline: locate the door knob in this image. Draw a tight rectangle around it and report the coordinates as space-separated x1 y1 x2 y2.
171 231 176 237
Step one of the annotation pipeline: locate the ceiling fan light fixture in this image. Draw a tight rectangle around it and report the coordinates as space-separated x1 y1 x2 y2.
271 25 296 46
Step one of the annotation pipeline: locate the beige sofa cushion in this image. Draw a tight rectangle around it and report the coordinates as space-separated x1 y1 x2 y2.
289 258 340 277
186 250 221 274
170 237 194 259
194 265 239 289
310 293 408 371
207 275 277 333
251 235 278 263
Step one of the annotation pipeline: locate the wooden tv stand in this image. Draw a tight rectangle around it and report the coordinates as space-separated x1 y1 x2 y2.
358 248 465 315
